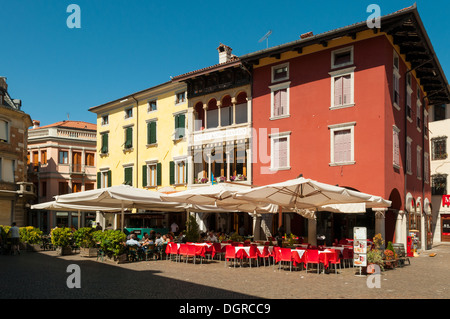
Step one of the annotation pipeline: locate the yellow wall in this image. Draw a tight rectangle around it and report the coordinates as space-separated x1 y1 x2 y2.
93 81 188 191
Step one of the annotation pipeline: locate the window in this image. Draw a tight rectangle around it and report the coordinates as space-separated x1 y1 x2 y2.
59 151 68 164
0 120 9 142
329 122 355 165
270 82 290 119
431 136 447 160
101 115 109 126
0 158 15 182
147 121 157 145
432 174 447 195
85 153 95 166
406 74 412 120
124 107 133 119
406 137 412 174
417 146 422 180
41 181 47 197
393 126 400 169
148 100 157 112
59 182 69 195
124 166 133 186
41 150 47 165
434 104 446 121
124 126 133 149
143 162 161 187
393 51 401 109
175 92 186 104
424 152 430 184
331 46 353 69
170 160 187 185
329 67 354 109
270 132 290 170
416 85 422 130
174 113 185 139
271 63 289 82
101 132 108 154
97 170 111 188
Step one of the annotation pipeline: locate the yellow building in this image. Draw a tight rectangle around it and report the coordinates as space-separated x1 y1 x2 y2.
89 81 188 230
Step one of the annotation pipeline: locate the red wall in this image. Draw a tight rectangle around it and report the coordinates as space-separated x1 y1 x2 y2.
251 35 430 206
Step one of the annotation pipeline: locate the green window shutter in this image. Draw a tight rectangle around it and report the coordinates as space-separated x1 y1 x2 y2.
97 172 101 189
150 121 157 144
179 114 185 138
169 161 175 185
101 133 108 153
125 127 133 149
185 161 188 183
107 170 112 187
174 115 179 139
142 165 147 187
157 162 162 186
124 167 132 186
147 122 151 145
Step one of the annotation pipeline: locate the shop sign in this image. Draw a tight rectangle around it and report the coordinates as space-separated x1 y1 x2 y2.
443 195 450 207
353 227 367 267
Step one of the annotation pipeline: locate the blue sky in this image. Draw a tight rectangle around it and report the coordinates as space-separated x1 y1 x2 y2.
1 0 449 126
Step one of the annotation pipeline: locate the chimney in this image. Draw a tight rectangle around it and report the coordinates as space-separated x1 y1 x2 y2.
300 31 314 39
32 120 40 129
217 43 233 64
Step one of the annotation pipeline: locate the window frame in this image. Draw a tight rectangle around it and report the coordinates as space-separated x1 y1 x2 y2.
329 67 355 110
393 50 401 111
331 46 354 69
269 131 291 171
58 150 69 165
269 81 290 120
328 122 356 166
148 99 157 113
393 125 401 169
271 62 289 83
175 91 186 105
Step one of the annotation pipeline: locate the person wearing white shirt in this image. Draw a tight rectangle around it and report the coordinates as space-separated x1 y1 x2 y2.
126 234 141 247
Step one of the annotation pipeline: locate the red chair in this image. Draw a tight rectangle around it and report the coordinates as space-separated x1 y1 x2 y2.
258 246 271 266
212 243 223 260
225 245 237 268
186 244 197 264
327 249 341 274
272 247 281 268
246 245 259 268
305 249 321 274
179 244 188 262
343 248 353 268
278 248 294 272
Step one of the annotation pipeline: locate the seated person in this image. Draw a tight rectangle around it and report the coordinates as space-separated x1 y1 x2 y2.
206 231 218 243
126 234 141 247
154 233 163 246
141 233 153 247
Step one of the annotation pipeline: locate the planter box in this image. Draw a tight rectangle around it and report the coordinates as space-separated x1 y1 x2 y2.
56 246 72 256
26 243 41 252
105 253 127 264
80 247 99 257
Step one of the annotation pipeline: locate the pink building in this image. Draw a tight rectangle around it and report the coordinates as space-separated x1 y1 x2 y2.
28 120 97 232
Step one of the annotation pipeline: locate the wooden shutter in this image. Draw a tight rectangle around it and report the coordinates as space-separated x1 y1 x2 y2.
124 167 132 186
102 133 108 153
280 89 287 116
178 114 185 138
334 76 343 106
147 121 156 144
142 165 147 187
342 75 351 104
334 130 351 163
393 130 400 167
125 127 133 148
157 162 162 186
273 90 281 116
169 161 175 185
278 138 288 167
107 170 112 187
97 172 101 189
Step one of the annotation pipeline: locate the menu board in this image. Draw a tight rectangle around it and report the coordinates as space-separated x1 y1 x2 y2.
353 227 367 267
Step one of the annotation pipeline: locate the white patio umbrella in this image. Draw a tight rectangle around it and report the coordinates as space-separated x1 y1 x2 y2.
160 183 278 213
31 201 123 212
54 185 187 230
234 177 391 211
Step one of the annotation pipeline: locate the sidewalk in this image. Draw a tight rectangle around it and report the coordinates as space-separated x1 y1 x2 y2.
1 244 450 299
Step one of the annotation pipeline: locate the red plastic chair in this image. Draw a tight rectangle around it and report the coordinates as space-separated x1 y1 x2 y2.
179 244 188 262
305 249 321 274
186 244 197 264
328 249 341 274
279 248 294 271
258 246 271 266
225 245 237 268
246 245 259 268
211 243 222 260
343 248 353 268
272 247 281 268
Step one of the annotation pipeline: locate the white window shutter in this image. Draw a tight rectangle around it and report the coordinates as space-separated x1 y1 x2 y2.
334 76 343 106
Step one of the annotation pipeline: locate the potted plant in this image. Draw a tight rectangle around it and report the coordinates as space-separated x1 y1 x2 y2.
99 230 127 263
383 241 397 269
51 227 73 256
21 226 43 252
73 227 99 257
185 215 200 242
218 176 226 183
366 233 385 273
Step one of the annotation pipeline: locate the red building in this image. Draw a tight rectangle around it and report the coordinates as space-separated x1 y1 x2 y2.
240 5 450 248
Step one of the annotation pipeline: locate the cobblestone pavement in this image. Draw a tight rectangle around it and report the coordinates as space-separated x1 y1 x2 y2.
1 244 450 300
